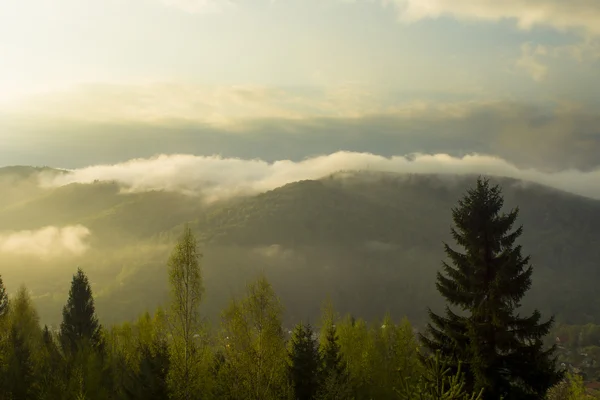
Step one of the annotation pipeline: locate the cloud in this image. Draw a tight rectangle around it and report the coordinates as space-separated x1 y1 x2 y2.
2 83 600 172
253 245 295 260
156 0 280 14
0 225 91 258
158 0 233 13
548 38 600 63
383 0 600 36
40 152 600 202
2 84 349 126
2 82 489 127
515 43 549 82
3 90 600 172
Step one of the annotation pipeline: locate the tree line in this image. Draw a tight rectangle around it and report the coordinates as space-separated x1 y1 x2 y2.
0 177 589 399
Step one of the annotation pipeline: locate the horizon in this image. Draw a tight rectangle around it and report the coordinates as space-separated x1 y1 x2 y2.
3 150 600 201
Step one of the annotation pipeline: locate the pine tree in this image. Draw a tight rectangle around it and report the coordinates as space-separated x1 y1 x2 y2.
288 322 321 400
420 177 563 399
317 322 352 400
60 268 103 355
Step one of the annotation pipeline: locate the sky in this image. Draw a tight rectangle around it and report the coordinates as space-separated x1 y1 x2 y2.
0 0 599 259
1 0 599 173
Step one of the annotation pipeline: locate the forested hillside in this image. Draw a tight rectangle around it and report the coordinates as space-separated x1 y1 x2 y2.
0 177 594 399
1 167 599 327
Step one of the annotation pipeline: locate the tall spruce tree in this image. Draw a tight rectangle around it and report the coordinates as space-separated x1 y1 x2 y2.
420 177 562 399
288 322 321 400
60 268 103 354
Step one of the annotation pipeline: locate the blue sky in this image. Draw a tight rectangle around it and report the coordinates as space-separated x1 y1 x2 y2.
0 0 599 171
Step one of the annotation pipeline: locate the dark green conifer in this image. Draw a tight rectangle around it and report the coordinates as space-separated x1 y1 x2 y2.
59 268 103 355
318 323 352 400
420 177 563 399
40 325 67 399
124 339 171 400
6 325 36 400
288 322 321 400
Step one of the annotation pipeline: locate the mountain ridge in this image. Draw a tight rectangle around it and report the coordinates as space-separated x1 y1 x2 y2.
0 169 598 327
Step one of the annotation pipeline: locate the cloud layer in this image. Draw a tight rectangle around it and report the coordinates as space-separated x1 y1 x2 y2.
41 152 600 201
385 0 600 36
0 225 91 258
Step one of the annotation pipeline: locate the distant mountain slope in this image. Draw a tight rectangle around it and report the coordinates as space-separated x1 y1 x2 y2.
187 172 600 253
0 180 206 244
1 169 599 326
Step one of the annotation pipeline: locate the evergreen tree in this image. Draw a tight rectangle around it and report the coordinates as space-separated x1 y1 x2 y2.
317 322 352 400
397 351 483 400
321 323 345 380
420 177 563 399
6 324 36 400
5 286 44 399
288 322 321 400
124 340 171 400
60 268 103 355
39 325 67 399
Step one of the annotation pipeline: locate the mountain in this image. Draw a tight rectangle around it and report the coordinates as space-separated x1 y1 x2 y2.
0 168 599 327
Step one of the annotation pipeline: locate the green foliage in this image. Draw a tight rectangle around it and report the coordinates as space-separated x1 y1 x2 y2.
369 315 422 399
398 351 483 400
2 172 600 330
6 324 37 399
421 178 563 399
0 174 594 400
2 287 44 399
318 320 352 399
122 338 171 399
60 268 104 355
288 322 321 400
167 224 208 399
38 325 67 399
219 275 288 400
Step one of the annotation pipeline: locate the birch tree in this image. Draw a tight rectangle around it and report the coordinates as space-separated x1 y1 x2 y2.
219 275 288 400
167 224 206 399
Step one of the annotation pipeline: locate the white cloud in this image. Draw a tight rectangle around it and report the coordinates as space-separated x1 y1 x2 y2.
548 38 600 63
40 152 600 201
0 225 91 258
0 83 490 126
158 0 234 13
515 43 549 82
383 0 600 36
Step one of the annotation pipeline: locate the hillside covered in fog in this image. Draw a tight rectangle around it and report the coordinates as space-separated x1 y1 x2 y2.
1 165 599 328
